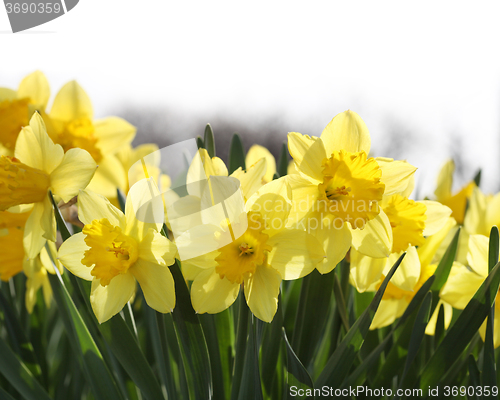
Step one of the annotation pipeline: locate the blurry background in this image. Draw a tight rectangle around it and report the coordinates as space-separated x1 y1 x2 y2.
1 1 499 196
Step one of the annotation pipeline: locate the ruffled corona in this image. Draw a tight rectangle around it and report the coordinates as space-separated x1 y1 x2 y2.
215 212 272 284
0 156 50 210
57 118 103 162
317 150 384 228
383 194 427 252
82 218 139 286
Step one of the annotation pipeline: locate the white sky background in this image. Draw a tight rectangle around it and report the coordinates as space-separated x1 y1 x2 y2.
1 1 500 196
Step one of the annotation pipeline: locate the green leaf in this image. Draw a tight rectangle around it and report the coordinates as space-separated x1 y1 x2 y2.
228 133 246 174
488 226 499 273
199 314 225 400
169 260 213 400
214 309 234 400
283 328 314 400
468 355 481 400
261 294 284 397
419 261 500 390
0 337 52 400
117 188 127 212
277 141 289 177
230 296 249 400
345 276 435 388
196 136 204 150
204 124 216 158
473 169 482 187
292 269 334 369
333 273 350 332
47 271 124 400
98 312 167 400
397 291 432 393
431 227 460 292
237 315 263 400
316 253 404 388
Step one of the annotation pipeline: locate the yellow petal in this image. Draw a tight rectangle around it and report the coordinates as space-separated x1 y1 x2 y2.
350 249 387 293
315 216 352 274
384 246 420 292
434 160 454 201
90 274 136 323
376 158 417 196
50 81 93 122
211 157 228 177
87 154 128 198
463 187 489 236
24 197 54 259
245 177 292 236
130 258 175 313
231 157 266 200
24 261 46 313
417 217 456 268
78 189 126 229
15 113 64 173
320 110 371 155
94 117 136 155
138 230 176 266
244 264 281 322
440 262 484 309
467 234 489 277
0 88 17 101
186 149 226 197
266 229 325 280
350 210 392 258
485 192 500 229
284 174 320 228
191 268 240 314
479 314 500 348
57 232 93 281
50 148 97 202
287 132 326 183
425 301 452 335
17 71 50 108
181 261 205 281
125 178 164 241
245 144 276 183
370 299 406 329
166 195 202 232
420 201 452 236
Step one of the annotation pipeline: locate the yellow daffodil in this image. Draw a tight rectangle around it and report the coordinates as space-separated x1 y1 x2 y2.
176 177 325 322
246 144 276 183
0 113 96 259
350 177 452 293
48 81 136 198
434 159 475 225
0 210 62 312
285 110 417 274
58 179 177 323
370 217 456 331
0 71 50 153
440 234 500 347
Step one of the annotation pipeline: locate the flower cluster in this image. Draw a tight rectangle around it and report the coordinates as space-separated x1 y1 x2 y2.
1 70 497 355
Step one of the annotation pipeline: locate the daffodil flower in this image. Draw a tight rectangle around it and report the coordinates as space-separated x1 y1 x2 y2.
58 179 177 323
0 113 97 259
285 110 417 273
350 179 452 293
0 209 62 313
176 177 325 322
48 81 136 198
370 217 456 331
440 234 500 347
434 159 475 225
0 71 50 153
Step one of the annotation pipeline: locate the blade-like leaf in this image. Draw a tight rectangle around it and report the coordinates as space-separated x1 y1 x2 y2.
419 261 500 390
283 328 313 400
170 260 213 400
431 227 460 292
277 141 289 177
230 296 249 400
236 315 263 400
228 133 246 174
204 124 216 158
196 136 204 149
0 338 52 400
316 253 404 388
